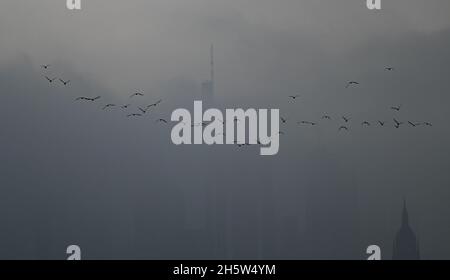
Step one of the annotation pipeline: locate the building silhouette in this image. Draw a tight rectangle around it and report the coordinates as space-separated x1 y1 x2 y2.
392 200 420 260
201 44 214 105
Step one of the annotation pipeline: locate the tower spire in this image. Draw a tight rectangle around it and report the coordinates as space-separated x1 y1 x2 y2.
393 199 420 259
402 198 409 227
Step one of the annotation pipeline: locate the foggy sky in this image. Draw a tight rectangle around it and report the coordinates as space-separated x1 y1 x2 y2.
1 0 450 259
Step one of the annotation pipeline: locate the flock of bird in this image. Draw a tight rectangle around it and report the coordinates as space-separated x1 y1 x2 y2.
40 64 433 147
285 67 433 133
40 64 167 123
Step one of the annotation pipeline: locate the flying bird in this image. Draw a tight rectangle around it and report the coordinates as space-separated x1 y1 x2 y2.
391 105 402 111
408 121 419 127
59 79 70 85
127 113 142 117
385 67 394 71
103 104 116 110
378 121 386 126
45 76 57 83
394 118 403 127
288 95 300 100
201 122 208 127
156 118 168 124
192 122 208 127
147 99 162 108
322 115 331 120
138 107 148 114
41 64 50 69
75 96 101 102
346 81 360 88
121 104 131 109
298 121 316 126
234 141 246 147
342 116 350 123
281 117 287 124
361 121 371 126
130 92 144 98
421 122 433 127
235 141 252 147
339 126 349 131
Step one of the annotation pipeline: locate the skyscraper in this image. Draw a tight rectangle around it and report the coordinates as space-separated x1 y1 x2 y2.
392 200 420 260
201 45 214 105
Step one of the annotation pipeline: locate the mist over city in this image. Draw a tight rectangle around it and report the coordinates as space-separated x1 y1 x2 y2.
1 0 450 259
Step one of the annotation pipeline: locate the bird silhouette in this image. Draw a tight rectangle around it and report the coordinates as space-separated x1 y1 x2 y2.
288 95 300 100
234 141 246 147
147 99 162 108
59 79 70 86
75 96 101 102
121 104 131 109
191 122 208 127
127 113 142 117
156 118 168 124
394 118 403 127
361 121 371 126
281 117 287 124
391 105 402 111
342 116 350 123
322 115 331 120
378 121 386 126
339 126 349 131
385 67 394 71
103 104 116 110
408 121 419 127
45 76 57 83
421 122 433 127
298 121 316 126
235 141 252 147
41 64 51 69
130 92 144 98
138 107 148 114
346 81 360 88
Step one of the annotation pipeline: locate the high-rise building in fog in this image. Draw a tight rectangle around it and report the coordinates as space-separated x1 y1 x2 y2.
201 45 214 104
392 200 420 260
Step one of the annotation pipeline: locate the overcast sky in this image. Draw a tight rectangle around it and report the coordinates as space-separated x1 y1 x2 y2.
1 0 450 259
2 0 450 94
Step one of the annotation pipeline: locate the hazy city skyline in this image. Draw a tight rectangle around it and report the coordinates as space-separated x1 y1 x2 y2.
1 0 450 259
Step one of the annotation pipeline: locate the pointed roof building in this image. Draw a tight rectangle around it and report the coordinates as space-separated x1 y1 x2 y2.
392 200 420 260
